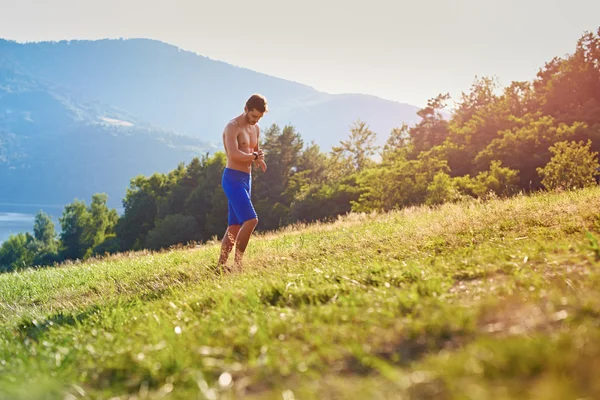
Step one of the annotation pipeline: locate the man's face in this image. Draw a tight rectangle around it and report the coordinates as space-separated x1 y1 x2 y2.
245 108 264 125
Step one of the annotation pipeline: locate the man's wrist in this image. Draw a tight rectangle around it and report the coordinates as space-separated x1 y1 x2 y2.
252 151 259 160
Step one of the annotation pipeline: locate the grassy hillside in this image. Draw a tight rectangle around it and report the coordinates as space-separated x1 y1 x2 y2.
1 188 600 399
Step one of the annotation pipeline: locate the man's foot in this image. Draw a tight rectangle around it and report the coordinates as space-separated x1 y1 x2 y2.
213 263 233 276
233 260 244 273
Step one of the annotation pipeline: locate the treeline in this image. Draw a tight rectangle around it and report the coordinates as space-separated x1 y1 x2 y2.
1 28 599 272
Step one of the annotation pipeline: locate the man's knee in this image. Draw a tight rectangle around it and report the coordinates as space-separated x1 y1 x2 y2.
225 225 241 238
244 218 259 227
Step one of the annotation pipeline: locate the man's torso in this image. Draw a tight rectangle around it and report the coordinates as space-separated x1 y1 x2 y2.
223 117 258 173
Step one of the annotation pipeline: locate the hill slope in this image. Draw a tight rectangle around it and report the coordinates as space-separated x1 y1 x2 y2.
1 188 600 399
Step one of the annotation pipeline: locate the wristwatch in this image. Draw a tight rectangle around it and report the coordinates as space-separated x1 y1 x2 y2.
253 151 259 160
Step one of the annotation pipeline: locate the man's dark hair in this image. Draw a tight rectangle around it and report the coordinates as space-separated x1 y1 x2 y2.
246 94 268 113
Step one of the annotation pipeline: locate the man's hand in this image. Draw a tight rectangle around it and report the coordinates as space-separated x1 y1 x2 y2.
254 150 266 172
256 159 267 172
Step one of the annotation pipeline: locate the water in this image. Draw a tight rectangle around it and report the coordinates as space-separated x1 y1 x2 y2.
0 203 63 245
0 203 123 245
0 212 37 243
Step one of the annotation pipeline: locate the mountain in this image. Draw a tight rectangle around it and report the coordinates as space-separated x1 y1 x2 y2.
0 38 421 150
0 52 212 209
0 38 423 212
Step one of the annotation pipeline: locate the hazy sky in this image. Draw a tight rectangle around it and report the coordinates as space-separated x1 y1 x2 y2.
0 0 598 107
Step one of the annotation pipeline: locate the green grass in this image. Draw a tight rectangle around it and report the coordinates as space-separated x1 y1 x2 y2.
2 188 600 399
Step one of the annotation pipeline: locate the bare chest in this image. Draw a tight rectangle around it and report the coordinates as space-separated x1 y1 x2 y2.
237 127 258 150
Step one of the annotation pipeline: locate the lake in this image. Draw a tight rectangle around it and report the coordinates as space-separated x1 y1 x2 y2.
0 203 124 245
0 203 64 245
0 212 37 243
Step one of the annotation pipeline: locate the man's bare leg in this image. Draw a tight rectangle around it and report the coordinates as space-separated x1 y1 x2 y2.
234 218 259 270
218 225 241 272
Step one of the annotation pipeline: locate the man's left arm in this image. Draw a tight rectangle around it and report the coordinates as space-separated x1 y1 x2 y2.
254 125 267 172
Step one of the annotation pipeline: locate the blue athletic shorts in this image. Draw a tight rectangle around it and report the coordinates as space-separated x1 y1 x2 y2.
222 168 258 226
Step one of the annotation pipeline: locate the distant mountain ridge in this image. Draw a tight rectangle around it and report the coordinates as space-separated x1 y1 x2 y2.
0 38 421 149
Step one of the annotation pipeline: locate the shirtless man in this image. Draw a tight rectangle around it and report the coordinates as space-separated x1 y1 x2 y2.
217 94 268 272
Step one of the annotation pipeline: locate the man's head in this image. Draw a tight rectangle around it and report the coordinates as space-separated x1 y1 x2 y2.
244 94 268 125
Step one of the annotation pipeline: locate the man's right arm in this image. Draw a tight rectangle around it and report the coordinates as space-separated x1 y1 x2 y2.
224 124 258 162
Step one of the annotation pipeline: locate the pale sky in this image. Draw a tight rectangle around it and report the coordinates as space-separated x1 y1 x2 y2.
0 0 598 107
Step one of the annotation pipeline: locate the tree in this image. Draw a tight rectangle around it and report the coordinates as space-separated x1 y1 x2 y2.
426 172 458 205
31 211 59 266
33 211 57 247
0 233 35 272
290 176 359 223
475 114 585 190
352 165 402 212
537 140 600 190
382 124 411 163
253 124 304 230
117 173 169 250
534 28 600 128
145 214 200 250
353 153 450 212
409 93 450 157
284 141 330 211
331 119 379 173
473 160 520 198
58 195 118 260
161 158 202 218
85 193 117 255
295 141 329 184
59 200 90 260
185 152 228 240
